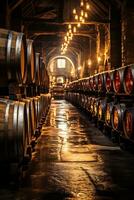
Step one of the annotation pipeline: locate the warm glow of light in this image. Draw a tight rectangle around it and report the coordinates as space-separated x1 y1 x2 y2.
86 3 90 10
81 10 84 16
88 59 92 66
68 24 71 29
97 56 101 63
84 12 88 18
80 1 84 6
75 14 78 20
80 16 83 21
77 22 81 27
64 36 67 41
78 66 81 70
67 32 69 37
73 8 76 14
82 18 85 23
73 26 77 33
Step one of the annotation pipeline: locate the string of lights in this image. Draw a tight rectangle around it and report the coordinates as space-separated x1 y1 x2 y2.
61 0 90 55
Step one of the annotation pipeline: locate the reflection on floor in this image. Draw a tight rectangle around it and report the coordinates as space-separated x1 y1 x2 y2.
0 100 134 200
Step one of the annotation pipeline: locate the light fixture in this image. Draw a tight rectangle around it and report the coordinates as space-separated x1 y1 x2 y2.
97 56 101 63
68 24 71 29
84 12 88 18
88 59 92 66
86 3 90 10
82 18 85 23
73 26 77 33
75 14 78 20
60 2 90 55
64 36 67 41
73 8 76 14
80 1 84 7
77 22 81 27
81 10 84 16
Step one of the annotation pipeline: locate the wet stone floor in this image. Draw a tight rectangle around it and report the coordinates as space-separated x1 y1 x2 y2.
0 100 134 200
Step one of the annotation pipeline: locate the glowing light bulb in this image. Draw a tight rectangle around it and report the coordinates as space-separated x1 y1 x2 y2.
98 56 101 63
84 12 88 18
81 10 84 16
80 1 84 7
86 3 90 10
80 16 83 21
68 24 71 29
75 14 78 20
73 8 76 14
73 26 77 33
64 36 67 41
77 22 81 27
82 18 85 23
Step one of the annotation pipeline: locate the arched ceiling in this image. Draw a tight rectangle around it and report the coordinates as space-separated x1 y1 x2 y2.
3 0 123 77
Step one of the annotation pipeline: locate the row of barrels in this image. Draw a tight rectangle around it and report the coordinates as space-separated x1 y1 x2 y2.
0 93 51 164
0 28 49 90
66 64 134 95
65 93 134 143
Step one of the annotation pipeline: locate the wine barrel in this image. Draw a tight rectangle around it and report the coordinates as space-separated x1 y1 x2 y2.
33 96 43 126
0 28 27 84
111 104 126 131
21 98 32 144
97 98 107 121
34 53 40 85
26 39 36 84
92 74 98 91
123 107 134 140
105 102 114 127
113 66 126 94
89 76 93 91
123 65 134 95
105 70 114 93
27 97 37 132
86 96 92 112
92 97 100 117
98 71 106 92
0 98 28 163
90 97 95 114
84 77 89 92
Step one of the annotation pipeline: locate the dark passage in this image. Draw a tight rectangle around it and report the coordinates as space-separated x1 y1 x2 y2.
0 100 134 200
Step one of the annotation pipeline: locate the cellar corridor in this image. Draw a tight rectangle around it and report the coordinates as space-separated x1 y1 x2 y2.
0 100 134 200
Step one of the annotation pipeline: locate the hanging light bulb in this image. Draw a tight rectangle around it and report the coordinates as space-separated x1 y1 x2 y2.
79 16 83 22
64 36 67 41
81 10 84 16
68 24 71 29
75 14 78 20
82 18 85 23
69 29 72 34
86 3 90 10
67 32 69 37
80 0 84 7
73 26 77 33
84 12 88 18
77 22 81 27
73 8 76 14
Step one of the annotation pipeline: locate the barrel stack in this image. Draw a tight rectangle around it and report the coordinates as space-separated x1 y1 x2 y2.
65 64 134 150
0 28 51 179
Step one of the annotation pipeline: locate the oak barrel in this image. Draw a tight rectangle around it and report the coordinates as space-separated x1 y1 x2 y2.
0 28 27 84
0 98 28 163
26 39 36 84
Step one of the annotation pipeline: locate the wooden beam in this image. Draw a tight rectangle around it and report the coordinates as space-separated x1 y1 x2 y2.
9 0 24 13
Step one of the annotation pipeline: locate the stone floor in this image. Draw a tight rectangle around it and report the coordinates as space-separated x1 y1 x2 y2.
0 100 134 200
